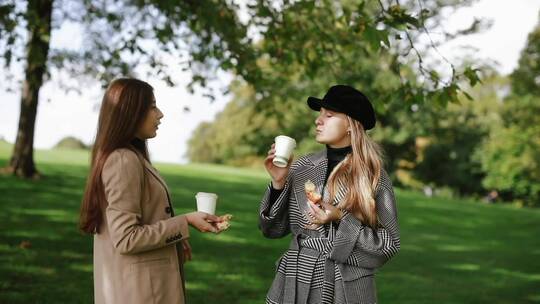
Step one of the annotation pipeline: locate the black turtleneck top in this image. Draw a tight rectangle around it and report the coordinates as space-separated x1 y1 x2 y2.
324 145 352 182
269 145 352 202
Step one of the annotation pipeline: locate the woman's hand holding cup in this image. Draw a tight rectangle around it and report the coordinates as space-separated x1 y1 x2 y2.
264 143 293 190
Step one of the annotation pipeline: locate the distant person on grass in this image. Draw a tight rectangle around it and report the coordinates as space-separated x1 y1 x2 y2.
79 78 224 304
260 85 401 303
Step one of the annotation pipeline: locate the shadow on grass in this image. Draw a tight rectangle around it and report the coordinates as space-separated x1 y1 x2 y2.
0 161 94 303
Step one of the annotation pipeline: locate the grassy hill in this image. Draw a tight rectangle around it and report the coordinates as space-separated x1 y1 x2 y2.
1 142 539 303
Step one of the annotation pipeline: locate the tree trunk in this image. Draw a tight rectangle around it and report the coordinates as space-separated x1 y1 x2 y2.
6 0 53 179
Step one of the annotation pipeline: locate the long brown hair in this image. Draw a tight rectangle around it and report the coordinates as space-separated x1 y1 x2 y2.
327 117 383 228
79 78 154 234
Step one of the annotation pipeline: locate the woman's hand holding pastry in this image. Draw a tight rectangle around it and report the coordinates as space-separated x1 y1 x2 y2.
186 212 220 233
306 201 343 225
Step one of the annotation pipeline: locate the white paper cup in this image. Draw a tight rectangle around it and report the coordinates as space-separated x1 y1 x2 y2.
273 135 296 168
195 192 218 215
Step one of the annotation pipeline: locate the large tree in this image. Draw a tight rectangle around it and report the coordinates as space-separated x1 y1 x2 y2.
1 0 53 178
1 0 481 178
0 0 259 178
187 0 484 164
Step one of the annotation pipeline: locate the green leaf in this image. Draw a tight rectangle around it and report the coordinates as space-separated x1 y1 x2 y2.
462 90 474 101
463 67 482 87
363 25 381 52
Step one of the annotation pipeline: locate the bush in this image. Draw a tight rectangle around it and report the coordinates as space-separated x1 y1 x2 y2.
476 95 540 207
53 136 89 150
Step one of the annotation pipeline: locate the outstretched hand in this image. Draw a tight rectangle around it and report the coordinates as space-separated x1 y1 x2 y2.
185 211 221 233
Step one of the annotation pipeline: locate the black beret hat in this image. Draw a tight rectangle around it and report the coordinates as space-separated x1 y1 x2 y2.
307 85 376 130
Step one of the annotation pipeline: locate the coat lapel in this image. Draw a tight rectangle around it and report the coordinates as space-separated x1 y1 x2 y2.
292 150 348 207
291 151 328 233
292 150 327 209
142 158 171 194
291 150 350 235
141 158 176 217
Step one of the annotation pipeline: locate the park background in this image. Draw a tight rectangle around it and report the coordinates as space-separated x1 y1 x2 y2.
1 0 540 303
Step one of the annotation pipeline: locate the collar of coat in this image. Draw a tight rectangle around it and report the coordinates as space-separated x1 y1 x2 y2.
305 149 327 167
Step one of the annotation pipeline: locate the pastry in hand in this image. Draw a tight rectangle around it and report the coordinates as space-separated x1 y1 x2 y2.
216 214 233 231
304 180 322 203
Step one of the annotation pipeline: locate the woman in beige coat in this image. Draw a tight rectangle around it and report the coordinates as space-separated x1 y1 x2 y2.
80 78 223 304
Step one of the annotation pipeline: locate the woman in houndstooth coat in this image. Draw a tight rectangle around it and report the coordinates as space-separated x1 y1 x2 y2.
259 85 400 304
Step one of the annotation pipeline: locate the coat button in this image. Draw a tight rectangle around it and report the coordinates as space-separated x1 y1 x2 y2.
165 206 172 214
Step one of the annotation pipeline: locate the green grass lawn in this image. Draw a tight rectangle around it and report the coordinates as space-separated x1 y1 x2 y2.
1 142 539 303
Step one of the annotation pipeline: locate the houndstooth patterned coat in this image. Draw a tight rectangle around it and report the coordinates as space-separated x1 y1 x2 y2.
259 150 400 304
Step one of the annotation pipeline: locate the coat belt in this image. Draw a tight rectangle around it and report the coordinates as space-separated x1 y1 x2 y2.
283 229 338 304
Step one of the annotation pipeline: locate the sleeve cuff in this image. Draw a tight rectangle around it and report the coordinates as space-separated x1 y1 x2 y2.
164 215 190 244
269 185 284 203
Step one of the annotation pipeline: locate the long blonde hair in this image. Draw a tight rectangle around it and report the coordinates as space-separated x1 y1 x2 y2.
326 116 383 228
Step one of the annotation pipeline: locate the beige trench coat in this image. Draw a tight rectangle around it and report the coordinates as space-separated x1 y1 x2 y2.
93 148 190 304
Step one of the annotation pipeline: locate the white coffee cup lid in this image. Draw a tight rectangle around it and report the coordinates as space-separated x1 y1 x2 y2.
275 135 296 145
196 192 218 198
